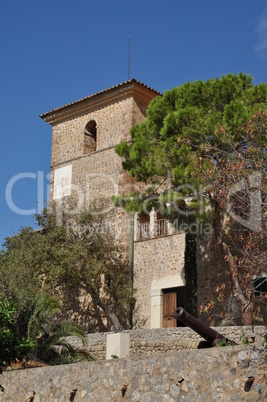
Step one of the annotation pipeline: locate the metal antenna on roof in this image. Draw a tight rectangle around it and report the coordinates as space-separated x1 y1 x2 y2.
128 33 131 80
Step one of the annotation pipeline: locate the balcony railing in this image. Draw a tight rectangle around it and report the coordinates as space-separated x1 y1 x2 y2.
136 219 171 241
137 222 150 240
155 219 168 237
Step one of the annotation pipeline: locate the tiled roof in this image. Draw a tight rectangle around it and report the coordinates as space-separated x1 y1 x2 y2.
40 78 161 119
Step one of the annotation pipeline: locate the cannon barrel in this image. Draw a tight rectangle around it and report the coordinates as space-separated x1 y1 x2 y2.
173 307 225 346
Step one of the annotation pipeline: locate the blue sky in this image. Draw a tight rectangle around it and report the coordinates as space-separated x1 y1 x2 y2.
0 0 267 246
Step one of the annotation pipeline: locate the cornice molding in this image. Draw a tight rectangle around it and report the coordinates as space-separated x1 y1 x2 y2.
40 80 161 126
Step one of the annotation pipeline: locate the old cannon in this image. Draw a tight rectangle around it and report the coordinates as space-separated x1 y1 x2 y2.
173 307 233 346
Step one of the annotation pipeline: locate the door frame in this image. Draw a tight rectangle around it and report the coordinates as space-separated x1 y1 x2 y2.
150 274 185 328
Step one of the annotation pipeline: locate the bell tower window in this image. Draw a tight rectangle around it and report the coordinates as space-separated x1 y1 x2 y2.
83 120 97 154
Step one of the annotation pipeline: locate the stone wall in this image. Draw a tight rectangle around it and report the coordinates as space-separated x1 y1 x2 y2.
66 326 266 361
1 345 266 401
57 148 134 243
50 96 145 167
49 93 148 252
196 231 233 326
133 233 186 328
196 231 267 327
50 96 141 204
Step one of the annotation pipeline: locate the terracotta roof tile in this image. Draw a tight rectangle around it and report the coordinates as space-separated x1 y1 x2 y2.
40 78 161 119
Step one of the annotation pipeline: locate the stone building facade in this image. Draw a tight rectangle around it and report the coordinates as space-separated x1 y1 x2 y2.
41 80 154 252
40 79 266 329
40 79 220 329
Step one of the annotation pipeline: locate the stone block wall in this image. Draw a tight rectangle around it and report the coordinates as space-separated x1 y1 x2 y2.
1 345 266 401
133 233 186 328
196 231 267 326
50 97 142 200
53 149 134 243
196 231 231 325
66 325 266 361
50 97 145 167
48 94 148 252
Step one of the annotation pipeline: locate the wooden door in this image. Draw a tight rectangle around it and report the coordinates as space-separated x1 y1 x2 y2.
163 289 177 328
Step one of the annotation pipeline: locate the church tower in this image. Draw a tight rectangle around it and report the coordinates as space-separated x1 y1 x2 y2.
41 80 189 330
40 79 160 250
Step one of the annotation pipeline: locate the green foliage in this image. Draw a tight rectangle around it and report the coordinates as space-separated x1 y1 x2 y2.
115 73 267 325
0 298 34 366
0 201 134 334
0 294 89 368
0 298 16 326
115 73 267 188
242 337 253 345
34 317 90 365
218 341 228 347
1 201 131 365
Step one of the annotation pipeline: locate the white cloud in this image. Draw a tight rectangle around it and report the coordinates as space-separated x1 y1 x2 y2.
255 9 267 57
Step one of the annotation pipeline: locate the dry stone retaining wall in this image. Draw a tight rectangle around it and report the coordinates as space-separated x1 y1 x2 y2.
0 345 266 401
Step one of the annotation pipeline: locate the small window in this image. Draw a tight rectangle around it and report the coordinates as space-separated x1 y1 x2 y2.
137 213 150 240
83 120 97 154
156 212 167 237
254 277 267 296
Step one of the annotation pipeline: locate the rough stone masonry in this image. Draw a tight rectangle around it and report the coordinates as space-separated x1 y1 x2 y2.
0 344 266 401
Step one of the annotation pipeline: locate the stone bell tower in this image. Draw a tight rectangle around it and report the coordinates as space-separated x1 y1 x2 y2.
40 80 190 330
40 79 160 249
41 80 189 330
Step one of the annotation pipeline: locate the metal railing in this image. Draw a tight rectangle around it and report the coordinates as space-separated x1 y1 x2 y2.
155 219 168 237
137 219 169 240
137 222 150 240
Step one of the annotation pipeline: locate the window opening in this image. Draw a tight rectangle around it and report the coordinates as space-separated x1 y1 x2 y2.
156 212 167 237
137 213 150 240
83 120 97 154
254 277 267 297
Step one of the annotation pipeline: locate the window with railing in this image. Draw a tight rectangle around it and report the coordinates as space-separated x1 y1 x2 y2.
137 222 150 240
155 218 168 237
254 277 267 297
135 211 180 241
136 219 169 240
